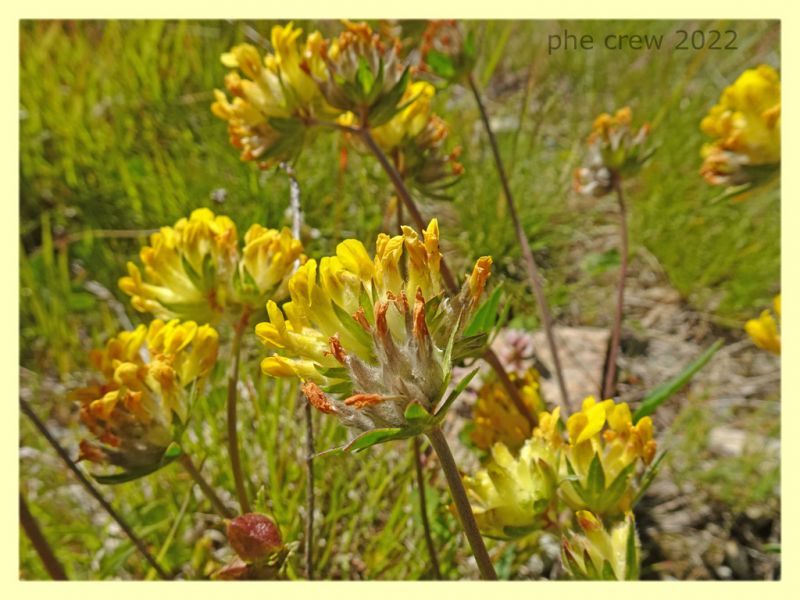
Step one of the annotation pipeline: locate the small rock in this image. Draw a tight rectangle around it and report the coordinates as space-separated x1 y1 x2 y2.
708 426 747 457
716 565 733 580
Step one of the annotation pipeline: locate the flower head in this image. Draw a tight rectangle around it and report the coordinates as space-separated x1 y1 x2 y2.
418 20 477 82
212 23 332 168
73 320 219 470
700 65 780 185
214 513 290 580
463 437 558 539
316 21 410 128
558 397 657 516
470 368 545 453
745 294 780 354
256 219 491 446
119 208 303 324
573 107 652 196
561 511 639 580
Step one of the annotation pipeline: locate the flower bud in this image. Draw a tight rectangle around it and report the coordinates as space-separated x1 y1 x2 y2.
227 513 283 563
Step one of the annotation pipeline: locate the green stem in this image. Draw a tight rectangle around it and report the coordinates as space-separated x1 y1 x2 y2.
425 428 497 580
20 493 68 580
467 72 571 412
178 454 234 518
602 177 628 399
413 437 442 579
227 307 252 514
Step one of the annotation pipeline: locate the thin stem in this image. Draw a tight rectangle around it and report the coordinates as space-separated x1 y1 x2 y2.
280 163 315 580
425 428 496 580
467 72 571 412
227 307 252 514
20 492 68 580
304 399 315 580
602 178 628 399
20 399 169 579
413 437 441 579
353 125 534 425
178 454 234 518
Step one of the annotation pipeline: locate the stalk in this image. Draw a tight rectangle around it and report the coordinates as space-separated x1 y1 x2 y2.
467 72 571 412
280 163 315 580
413 437 442 579
20 492 68 580
20 398 170 579
602 177 629 399
425 427 497 580
227 306 252 514
178 454 234 518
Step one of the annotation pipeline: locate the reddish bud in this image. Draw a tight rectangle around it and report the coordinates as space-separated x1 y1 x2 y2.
227 513 283 563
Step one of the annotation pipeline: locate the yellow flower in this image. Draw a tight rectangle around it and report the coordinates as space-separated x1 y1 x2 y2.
119 209 238 323
119 209 303 324
559 397 657 516
256 219 492 439
745 294 780 354
470 368 545 452
463 438 558 539
700 65 780 185
573 107 652 196
213 24 333 168
561 511 639 580
74 320 219 470
371 81 436 151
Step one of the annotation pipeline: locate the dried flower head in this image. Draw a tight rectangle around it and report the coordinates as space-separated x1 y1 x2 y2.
73 319 219 470
256 219 491 449
119 208 303 324
573 107 652 197
316 21 411 128
418 20 477 82
700 65 780 185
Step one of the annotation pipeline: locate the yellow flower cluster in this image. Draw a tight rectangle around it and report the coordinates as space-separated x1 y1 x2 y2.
462 437 558 539
119 208 304 324
700 65 781 185
470 368 544 452
464 396 657 541
561 511 639 580
213 21 462 185
745 294 780 354
559 397 656 516
573 107 652 196
74 320 219 469
212 23 331 167
256 219 492 436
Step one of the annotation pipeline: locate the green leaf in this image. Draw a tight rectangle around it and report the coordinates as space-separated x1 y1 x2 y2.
403 401 432 425
92 443 182 485
586 453 606 501
625 514 639 580
633 339 723 423
631 451 667 508
330 300 375 358
599 462 635 513
463 284 503 337
452 333 489 361
601 560 617 581
425 49 456 79
434 367 479 418
322 380 353 396
356 56 375 96
344 427 407 453
367 67 410 127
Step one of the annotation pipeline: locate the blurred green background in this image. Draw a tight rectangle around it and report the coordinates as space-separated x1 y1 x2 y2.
19 20 780 580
